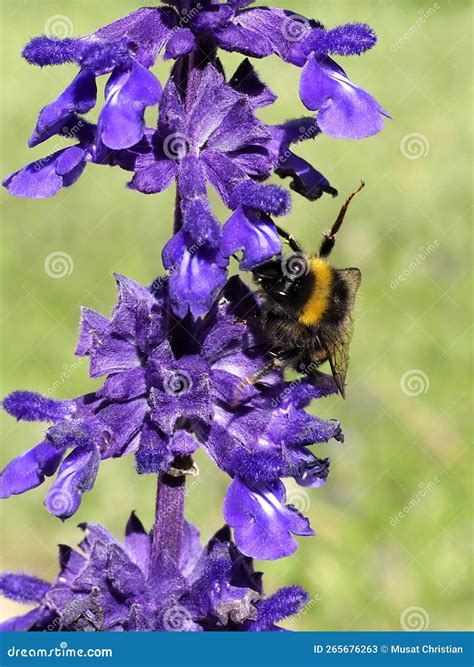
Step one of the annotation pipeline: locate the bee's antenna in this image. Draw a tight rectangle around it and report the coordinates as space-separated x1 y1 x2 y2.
319 181 365 258
274 224 302 253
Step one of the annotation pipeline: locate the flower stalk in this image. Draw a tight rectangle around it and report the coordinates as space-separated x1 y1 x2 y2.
151 471 186 567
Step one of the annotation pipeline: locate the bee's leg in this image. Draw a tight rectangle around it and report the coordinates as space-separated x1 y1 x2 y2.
319 181 365 258
274 224 302 253
231 350 297 407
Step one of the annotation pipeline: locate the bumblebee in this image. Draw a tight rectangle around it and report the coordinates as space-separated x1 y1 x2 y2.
247 182 365 399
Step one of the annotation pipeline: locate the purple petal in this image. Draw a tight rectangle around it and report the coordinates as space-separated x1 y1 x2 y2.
229 58 277 109
0 607 54 632
202 150 247 207
135 419 172 474
98 367 147 402
2 391 74 421
125 512 151 573
206 98 270 153
216 24 274 57
89 332 141 378
110 273 160 345
46 418 109 451
179 521 202 578
163 28 196 59
75 307 110 356
221 206 281 270
223 478 314 560
276 152 337 200
300 54 390 139
191 5 233 31
45 446 100 519
177 157 221 247
29 70 97 147
187 65 239 148
92 7 174 68
3 146 85 199
129 149 177 194
98 61 162 150
96 398 149 458
0 441 63 498
163 232 227 319
158 78 186 138
0 573 50 604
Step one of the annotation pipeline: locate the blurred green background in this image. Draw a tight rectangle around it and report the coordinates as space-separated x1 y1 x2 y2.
0 0 471 631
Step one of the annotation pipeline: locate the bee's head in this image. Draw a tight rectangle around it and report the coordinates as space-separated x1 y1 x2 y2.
252 253 312 305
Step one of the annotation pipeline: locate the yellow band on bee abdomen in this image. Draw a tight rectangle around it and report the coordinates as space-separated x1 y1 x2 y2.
298 258 333 326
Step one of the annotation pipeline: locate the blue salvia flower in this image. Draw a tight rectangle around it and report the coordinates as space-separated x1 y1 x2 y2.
1 276 340 560
3 1 388 316
0 514 308 631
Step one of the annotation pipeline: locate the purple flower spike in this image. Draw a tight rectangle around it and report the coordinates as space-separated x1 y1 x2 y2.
224 478 314 560
1 274 341 559
0 515 309 632
300 54 390 139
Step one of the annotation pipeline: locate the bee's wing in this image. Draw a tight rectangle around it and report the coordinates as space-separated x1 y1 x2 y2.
320 268 361 398
322 319 354 398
